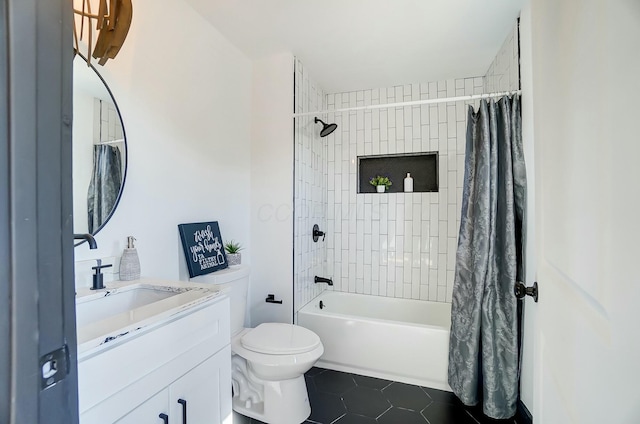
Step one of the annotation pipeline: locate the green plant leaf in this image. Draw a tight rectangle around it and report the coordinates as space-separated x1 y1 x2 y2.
224 240 243 253
369 175 392 188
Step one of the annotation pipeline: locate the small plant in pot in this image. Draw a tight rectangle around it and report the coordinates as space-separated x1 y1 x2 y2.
224 240 243 266
370 175 392 193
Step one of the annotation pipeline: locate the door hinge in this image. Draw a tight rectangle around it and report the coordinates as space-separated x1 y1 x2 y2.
39 344 70 390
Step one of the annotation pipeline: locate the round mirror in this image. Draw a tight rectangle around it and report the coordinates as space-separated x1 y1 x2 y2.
72 53 127 244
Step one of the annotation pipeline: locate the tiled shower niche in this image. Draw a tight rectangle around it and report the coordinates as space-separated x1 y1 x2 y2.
358 153 438 193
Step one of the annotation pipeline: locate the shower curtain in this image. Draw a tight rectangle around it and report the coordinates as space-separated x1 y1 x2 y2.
87 144 123 233
448 95 526 419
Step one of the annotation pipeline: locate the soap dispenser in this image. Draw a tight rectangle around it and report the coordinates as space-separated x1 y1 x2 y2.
119 236 141 281
404 173 414 192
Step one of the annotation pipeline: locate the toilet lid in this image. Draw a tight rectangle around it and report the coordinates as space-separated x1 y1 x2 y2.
240 323 321 355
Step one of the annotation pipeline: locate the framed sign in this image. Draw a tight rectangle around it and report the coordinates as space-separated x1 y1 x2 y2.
178 221 228 278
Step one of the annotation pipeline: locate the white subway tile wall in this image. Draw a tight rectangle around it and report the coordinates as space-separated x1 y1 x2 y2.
484 23 520 92
325 78 482 303
293 21 519 308
293 58 328 313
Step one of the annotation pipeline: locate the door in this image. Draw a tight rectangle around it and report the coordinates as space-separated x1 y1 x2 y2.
0 0 77 423
170 347 232 424
530 0 640 422
116 389 170 424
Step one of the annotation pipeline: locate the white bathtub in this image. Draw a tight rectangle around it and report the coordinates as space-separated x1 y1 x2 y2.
297 291 452 391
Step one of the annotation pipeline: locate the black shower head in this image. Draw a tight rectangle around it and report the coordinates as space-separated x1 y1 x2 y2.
314 117 338 137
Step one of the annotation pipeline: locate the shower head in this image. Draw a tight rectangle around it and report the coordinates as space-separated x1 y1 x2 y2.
314 117 338 137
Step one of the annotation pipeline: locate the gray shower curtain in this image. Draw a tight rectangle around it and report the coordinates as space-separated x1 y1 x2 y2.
448 95 526 419
87 144 122 233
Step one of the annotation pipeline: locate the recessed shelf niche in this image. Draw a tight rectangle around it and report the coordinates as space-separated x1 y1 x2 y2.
358 152 438 193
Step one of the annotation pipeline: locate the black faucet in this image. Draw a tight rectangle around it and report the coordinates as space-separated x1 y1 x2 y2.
91 259 112 290
314 276 333 286
74 233 97 249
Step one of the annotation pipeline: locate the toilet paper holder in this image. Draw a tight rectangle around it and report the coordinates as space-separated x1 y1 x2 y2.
265 294 283 304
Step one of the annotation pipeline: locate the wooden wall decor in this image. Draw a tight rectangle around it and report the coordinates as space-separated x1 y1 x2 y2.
73 0 133 66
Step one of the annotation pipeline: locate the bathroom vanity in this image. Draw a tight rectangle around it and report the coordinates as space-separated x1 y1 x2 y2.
76 280 231 423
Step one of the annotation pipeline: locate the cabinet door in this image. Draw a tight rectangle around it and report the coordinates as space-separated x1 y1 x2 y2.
169 346 231 424
116 388 169 424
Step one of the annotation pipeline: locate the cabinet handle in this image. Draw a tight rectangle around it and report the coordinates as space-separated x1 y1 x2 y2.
177 399 187 423
159 413 169 423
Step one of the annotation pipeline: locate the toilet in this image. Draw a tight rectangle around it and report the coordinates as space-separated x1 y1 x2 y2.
190 265 323 424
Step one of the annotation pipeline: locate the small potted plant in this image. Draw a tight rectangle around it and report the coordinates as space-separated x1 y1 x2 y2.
369 175 392 193
224 240 243 266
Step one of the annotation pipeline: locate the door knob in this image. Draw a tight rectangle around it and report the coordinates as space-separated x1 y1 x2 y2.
514 281 538 302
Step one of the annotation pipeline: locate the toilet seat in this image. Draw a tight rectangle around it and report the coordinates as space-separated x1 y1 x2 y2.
241 323 321 355
232 326 324 381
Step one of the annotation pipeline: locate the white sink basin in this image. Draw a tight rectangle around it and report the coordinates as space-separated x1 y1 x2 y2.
76 285 179 327
75 281 220 357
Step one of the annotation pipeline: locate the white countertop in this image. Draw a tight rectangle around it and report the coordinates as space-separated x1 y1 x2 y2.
76 279 225 360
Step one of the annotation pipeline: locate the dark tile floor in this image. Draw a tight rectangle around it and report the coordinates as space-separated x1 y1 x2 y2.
250 367 521 424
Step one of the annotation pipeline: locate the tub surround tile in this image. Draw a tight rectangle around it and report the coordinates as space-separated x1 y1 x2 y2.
294 59 328 314
304 23 521 308
326 79 477 304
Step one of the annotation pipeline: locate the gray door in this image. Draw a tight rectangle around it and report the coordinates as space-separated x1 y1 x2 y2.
0 0 78 423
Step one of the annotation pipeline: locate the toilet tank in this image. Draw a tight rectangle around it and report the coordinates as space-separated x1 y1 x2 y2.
189 265 249 336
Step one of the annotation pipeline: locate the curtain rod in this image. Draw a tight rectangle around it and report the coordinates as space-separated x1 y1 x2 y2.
292 90 521 118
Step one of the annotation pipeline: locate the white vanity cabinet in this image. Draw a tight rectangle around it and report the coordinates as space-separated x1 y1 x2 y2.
115 389 168 423
116 347 231 424
78 292 231 424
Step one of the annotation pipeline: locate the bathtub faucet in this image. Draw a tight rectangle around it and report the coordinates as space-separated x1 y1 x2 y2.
314 276 333 286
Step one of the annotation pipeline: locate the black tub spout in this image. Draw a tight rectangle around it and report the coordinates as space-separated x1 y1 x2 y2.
314 276 333 286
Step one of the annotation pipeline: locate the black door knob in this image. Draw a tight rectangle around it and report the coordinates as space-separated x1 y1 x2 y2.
514 281 538 302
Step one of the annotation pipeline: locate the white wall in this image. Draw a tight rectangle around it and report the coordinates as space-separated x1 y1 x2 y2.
249 52 295 325
74 0 252 287
293 59 328 315
324 79 484 302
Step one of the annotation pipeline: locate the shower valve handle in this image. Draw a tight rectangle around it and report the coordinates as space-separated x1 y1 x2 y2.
312 224 325 242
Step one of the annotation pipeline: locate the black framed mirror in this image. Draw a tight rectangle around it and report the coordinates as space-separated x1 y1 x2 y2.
72 52 128 245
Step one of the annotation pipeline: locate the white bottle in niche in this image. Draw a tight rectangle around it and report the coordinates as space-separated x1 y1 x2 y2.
404 173 414 192
119 236 141 281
